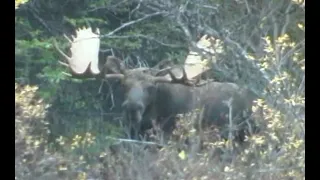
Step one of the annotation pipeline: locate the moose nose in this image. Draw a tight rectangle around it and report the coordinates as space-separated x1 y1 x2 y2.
122 100 145 122
125 108 143 123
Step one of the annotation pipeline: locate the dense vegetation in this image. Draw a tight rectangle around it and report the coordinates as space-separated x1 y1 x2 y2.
15 0 305 179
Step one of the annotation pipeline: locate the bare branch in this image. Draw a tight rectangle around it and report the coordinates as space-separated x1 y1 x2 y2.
106 34 184 48
129 0 143 20
281 39 305 66
196 4 218 11
101 11 168 37
272 15 280 71
28 6 55 35
281 2 294 35
243 0 251 14
297 74 305 95
225 97 234 151
99 48 113 53
176 7 193 42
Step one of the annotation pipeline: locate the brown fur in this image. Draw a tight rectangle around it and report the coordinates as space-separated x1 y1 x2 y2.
118 67 257 141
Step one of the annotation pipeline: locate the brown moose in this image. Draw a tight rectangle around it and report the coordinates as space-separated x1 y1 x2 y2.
54 27 257 141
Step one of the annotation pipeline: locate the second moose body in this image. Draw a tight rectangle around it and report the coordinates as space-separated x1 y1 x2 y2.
54 27 257 141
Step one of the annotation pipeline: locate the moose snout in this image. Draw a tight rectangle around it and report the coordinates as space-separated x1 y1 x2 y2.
122 100 145 123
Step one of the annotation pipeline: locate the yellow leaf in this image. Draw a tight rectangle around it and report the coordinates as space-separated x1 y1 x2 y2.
34 140 40 146
178 150 186 160
298 23 305 31
58 165 68 171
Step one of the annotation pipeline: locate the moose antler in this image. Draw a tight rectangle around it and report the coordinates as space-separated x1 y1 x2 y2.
54 27 126 80
153 66 199 86
183 34 216 80
54 27 101 75
151 35 218 86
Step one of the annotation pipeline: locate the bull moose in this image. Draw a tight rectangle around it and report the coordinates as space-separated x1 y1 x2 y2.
54 27 257 142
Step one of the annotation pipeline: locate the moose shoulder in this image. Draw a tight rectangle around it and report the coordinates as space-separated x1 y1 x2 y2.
54 27 257 141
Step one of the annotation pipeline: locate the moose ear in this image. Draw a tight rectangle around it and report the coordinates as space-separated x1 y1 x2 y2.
104 56 126 74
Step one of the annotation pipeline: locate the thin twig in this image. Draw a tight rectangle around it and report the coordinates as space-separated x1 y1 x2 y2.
105 136 165 147
28 7 55 35
281 2 294 35
243 0 251 14
101 11 167 37
106 34 184 48
225 97 234 151
129 0 142 20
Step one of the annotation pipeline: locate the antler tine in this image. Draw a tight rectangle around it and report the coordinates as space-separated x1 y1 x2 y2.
53 40 71 62
58 61 69 67
182 34 214 80
154 67 171 76
71 35 76 41
153 66 196 86
168 67 195 86
174 67 187 81
63 34 72 43
105 74 125 79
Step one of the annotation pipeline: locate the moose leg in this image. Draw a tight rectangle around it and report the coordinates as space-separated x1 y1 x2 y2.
133 122 141 140
122 112 133 139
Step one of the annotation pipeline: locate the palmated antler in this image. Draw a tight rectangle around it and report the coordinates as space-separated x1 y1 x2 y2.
183 34 216 80
54 27 101 75
151 35 218 86
153 66 199 86
54 27 126 80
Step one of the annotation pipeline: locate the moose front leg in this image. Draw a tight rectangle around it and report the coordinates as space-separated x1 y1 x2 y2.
132 122 142 140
